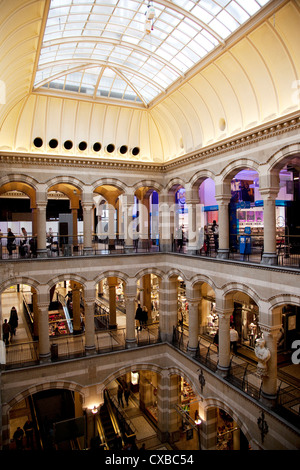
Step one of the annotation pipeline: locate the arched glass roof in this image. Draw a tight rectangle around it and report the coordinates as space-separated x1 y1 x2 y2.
34 0 271 107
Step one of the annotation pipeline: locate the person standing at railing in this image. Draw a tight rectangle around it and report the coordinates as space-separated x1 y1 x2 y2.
2 319 11 345
19 227 28 257
230 326 239 354
7 228 16 256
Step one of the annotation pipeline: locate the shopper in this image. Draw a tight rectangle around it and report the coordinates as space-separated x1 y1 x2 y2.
124 385 130 406
135 302 143 331
211 220 219 251
230 326 239 354
141 305 148 328
23 419 34 449
117 384 124 407
13 426 24 450
19 227 28 257
213 329 219 350
2 319 11 345
7 228 16 256
9 306 18 337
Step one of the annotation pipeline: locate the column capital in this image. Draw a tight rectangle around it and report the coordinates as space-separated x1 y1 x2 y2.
214 194 231 204
215 308 232 319
258 323 282 337
258 187 279 200
36 201 47 209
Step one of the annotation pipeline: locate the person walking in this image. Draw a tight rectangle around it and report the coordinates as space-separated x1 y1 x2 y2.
9 306 18 338
213 329 219 350
141 305 148 329
23 419 34 449
230 326 239 354
124 385 130 406
2 319 11 345
135 302 143 331
117 384 124 407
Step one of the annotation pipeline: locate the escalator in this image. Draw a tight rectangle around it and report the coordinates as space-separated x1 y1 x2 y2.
29 389 79 450
98 389 136 450
99 396 119 449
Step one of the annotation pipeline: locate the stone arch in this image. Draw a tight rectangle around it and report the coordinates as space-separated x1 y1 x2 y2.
221 282 261 307
48 274 88 291
0 276 40 296
134 267 165 283
0 178 37 207
221 158 260 183
132 179 164 194
267 142 300 171
92 177 128 194
189 169 216 189
100 363 165 394
0 173 39 190
2 381 86 449
204 397 256 449
94 270 129 285
167 267 187 281
45 175 85 192
165 177 186 193
5 380 86 413
190 274 218 292
268 293 300 312
166 366 202 400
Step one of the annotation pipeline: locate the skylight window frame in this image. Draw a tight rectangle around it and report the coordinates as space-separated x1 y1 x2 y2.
34 0 272 107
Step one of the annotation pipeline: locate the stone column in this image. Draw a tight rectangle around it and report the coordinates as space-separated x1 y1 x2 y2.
159 191 175 252
36 202 47 258
165 374 181 443
258 323 281 406
107 203 116 251
185 186 200 255
108 277 117 329
260 189 279 265
82 202 94 255
215 195 231 259
142 274 152 323
187 300 200 355
216 306 231 376
31 288 39 340
31 206 37 240
125 279 137 349
84 299 96 355
122 192 135 252
72 282 82 335
71 208 78 251
159 276 178 342
38 301 51 363
139 196 150 249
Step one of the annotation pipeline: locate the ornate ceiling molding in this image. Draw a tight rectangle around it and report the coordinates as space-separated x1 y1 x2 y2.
1 112 299 173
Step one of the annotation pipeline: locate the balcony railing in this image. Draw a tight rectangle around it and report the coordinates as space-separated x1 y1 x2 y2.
1 234 299 269
172 326 300 431
3 323 162 369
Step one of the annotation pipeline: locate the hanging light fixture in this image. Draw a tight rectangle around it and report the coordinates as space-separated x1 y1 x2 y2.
145 1 156 34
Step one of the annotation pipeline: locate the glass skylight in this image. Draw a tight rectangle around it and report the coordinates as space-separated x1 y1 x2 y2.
34 0 271 106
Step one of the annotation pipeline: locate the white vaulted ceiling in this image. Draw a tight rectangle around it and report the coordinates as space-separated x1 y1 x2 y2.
0 0 300 162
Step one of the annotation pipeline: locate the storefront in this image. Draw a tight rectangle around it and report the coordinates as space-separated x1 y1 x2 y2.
177 277 189 327
231 299 260 350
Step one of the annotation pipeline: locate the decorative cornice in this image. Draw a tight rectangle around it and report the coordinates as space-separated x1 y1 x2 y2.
1 112 299 173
